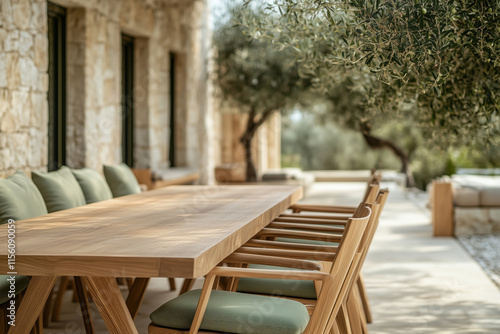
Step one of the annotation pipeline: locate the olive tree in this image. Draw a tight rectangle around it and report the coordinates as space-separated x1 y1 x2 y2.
235 0 500 185
241 0 500 140
214 3 313 181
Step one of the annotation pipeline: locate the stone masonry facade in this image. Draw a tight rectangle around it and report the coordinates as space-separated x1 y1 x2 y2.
0 0 214 183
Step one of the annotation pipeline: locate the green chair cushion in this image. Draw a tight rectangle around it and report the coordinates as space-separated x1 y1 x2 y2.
32 166 87 213
71 168 113 204
150 289 310 334
0 275 30 305
103 163 141 198
237 264 317 299
0 173 48 303
0 171 48 224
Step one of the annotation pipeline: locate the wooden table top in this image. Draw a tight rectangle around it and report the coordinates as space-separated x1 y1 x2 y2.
0 185 302 278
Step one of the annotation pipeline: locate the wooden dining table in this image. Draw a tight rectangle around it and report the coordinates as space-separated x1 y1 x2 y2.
0 185 302 334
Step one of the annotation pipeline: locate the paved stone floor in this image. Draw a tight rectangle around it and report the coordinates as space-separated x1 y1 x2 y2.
45 182 500 333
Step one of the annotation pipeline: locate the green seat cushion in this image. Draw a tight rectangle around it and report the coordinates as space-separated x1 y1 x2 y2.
0 275 30 305
71 168 113 204
103 163 141 198
237 264 317 299
0 171 48 224
32 166 87 213
150 289 309 334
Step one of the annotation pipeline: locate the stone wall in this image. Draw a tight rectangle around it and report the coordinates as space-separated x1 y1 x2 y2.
455 207 500 236
0 0 213 182
0 0 48 178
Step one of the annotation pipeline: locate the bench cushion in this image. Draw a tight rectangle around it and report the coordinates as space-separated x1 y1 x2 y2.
103 163 141 198
453 187 481 207
72 168 113 204
0 171 48 224
32 166 86 213
150 289 309 334
481 188 500 207
237 264 317 299
0 275 30 305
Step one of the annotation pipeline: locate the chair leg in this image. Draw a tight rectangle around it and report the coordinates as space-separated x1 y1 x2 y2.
357 274 372 323
346 291 363 334
337 303 352 334
74 277 95 334
71 281 79 303
331 320 341 334
126 278 150 320
179 279 195 295
51 276 70 322
168 278 176 291
353 284 369 334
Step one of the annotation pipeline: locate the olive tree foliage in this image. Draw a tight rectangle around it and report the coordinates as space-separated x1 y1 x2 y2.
214 2 313 181
240 0 500 145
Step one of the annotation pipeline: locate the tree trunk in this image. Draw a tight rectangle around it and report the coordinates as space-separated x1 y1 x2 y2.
242 138 257 182
360 122 416 188
239 108 276 182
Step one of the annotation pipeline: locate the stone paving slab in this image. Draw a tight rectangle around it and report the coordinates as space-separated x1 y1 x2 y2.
45 182 500 333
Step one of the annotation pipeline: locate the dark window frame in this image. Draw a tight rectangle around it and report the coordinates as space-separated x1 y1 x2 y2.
169 52 176 167
47 2 67 171
121 34 135 167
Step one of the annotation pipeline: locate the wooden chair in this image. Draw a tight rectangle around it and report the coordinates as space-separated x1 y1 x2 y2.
231 189 389 333
274 174 383 326
148 207 372 334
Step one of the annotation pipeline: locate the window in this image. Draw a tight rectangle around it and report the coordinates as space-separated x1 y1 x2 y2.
121 34 135 167
169 52 176 167
47 2 67 171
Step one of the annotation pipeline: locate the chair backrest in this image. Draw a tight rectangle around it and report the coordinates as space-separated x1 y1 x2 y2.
363 183 380 203
359 189 389 266
303 206 371 334
323 189 389 333
362 170 382 203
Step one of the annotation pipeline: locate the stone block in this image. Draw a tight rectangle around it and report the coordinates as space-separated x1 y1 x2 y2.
0 113 18 134
19 31 33 56
454 208 491 236
0 89 9 116
11 90 31 128
34 34 47 70
12 0 32 30
2 0 14 30
10 133 30 168
6 53 20 89
30 1 47 33
4 30 19 52
30 92 46 128
36 72 48 92
0 56 6 88
489 209 500 233
0 149 11 170
0 29 6 53
19 57 37 89
28 128 43 167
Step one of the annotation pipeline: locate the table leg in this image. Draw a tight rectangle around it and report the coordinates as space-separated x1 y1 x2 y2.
126 278 150 320
74 276 95 334
84 277 138 334
8 276 56 334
